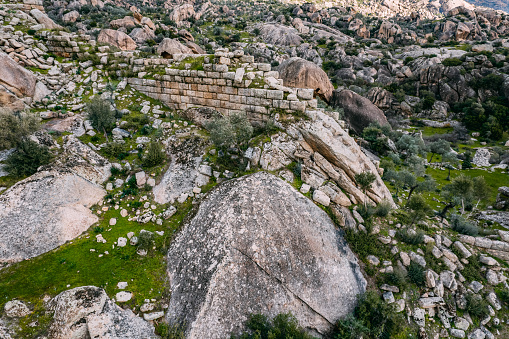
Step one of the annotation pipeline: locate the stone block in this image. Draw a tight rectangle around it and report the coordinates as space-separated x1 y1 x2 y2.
297 88 314 100
267 90 284 100
290 101 306 112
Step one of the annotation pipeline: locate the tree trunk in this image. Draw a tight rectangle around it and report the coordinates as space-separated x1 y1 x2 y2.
407 185 418 201
103 127 109 142
446 167 451 181
440 202 455 220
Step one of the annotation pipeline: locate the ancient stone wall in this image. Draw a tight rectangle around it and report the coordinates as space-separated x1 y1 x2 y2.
128 51 318 122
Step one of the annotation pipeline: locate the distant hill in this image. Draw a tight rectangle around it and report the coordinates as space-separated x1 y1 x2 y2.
467 0 509 12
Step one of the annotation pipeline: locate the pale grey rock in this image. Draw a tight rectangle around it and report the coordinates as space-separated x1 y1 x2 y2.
30 9 62 30
166 172 366 338
157 38 193 58
467 329 485 339
413 308 425 327
116 291 132 302
455 316 470 330
451 328 466 338
0 168 105 264
313 189 330 206
48 286 156 339
297 111 394 207
153 136 205 204
4 300 31 318
472 148 491 167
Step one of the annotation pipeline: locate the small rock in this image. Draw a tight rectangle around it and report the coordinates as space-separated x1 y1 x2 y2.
115 291 132 302
117 282 128 289
4 300 31 318
117 237 127 247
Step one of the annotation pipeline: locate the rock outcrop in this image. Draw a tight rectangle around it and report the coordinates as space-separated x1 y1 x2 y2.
30 8 62 30
259 24 303 46
97 29 137 51
0 137 109 264
166 172 366 338
331 89 389 134
0 52 37 98
278 57 334 102
48 286 157 339
157 38 193 58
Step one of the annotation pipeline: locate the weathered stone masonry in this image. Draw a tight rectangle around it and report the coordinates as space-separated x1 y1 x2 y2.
127 52 318 122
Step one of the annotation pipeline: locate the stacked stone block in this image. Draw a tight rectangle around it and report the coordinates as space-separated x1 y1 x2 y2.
128 51 317 121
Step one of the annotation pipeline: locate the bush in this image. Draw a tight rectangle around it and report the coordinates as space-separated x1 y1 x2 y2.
450 214 479 236
442 58 463 67
142 140 165 168
0 109 39 150
137 231 155 251
383 267 408 288
408 262 425 286
234 313 314 339
332 291 407 339
461 255 484 282
5 139 52 177
204 113 253 152
396 228 424 245
103 142 127 159
156 323 185 339
87 97 116 133
465 293 490 320
375 200 393 217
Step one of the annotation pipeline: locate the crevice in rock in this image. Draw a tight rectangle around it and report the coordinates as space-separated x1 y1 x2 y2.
232 246 333 328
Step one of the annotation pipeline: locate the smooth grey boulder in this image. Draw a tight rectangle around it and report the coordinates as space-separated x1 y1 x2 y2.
0 136 109 264
331 89 389 134
167 172 366 338
278 57 334 102
48 286 157 339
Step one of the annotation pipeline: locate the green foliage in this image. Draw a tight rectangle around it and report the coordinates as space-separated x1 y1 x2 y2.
421 91 436 110
383 267 408 288
461 255 484 282
137 231 155 251
408 262 425 286
233 313 316 339
440 174 490 217
5 139 52 177
142 140 166 168
406 194 432 225
0 109 39 150
450 214 479 236
343 228 387 261
156 323 186 339
333 291 407 339
465 293 490 320
470 73 504 92
442 58 463 67
205 113 253 151
362 125 390 155
462 151 473 169
374 200 393 217
103 142 128 160
87 96 116 133
396 228 424 245
428 139 450 163
355 172 376 193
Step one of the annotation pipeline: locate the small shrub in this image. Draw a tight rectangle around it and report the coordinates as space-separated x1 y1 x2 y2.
102 142 127 159
396 228 424 245
384 267 408 288
5 139 51 177
137 231 155 251
333 291 407 339
442 58 463 67
374 200 392 217
142 140 165 168
0 110 39 150
204 113 253 152
234 313 314 339
156 322 185 339
93 226 104 234
465 293 490 320
408 262 425 286
87 97 116 133
450 214 479 236
461 255 484 282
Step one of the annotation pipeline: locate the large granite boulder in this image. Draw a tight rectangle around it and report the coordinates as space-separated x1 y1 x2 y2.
30 8 62 30
129 26 156 44
0 52 37 98
331 89 389 134
169 4 195 23
297 111 394 206
0 137 109 264
110 16 138 29
97 29 137 51
157 38 193 58
166 172 367 338
259 24 303 46
48 286 157 339
278 57 334 103
153 135 206 204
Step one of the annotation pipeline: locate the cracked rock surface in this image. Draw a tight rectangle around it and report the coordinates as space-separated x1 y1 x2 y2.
166 171 366 338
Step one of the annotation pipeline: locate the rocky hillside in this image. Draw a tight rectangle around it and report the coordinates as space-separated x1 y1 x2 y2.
468 0 509 12
0 0 509 338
